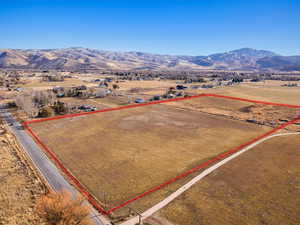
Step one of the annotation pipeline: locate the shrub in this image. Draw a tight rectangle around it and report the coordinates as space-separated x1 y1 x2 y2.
36 190 92 225
53 101 68 114
112 84 119 89
39 106 54 117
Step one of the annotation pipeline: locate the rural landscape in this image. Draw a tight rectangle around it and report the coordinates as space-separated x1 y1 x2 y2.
1 1 300 225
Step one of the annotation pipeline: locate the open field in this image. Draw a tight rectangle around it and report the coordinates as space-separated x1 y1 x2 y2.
29 97 272 216
60 95 131 109
118 80 178 92
128 80 300 105
156 133 300 225
166 96 300 131
20 78 87 89
200 81 300 105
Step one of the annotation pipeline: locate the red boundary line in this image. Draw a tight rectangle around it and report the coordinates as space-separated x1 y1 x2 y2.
22 122 108 215
22 94 300 215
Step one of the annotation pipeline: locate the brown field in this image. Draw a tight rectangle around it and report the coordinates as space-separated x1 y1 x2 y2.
128 80 300 105
61 95 131 109
167 96 300 131
200 81 300 105
29 97 271 215
0 123 45 225
21 78 87 89
156 134 300 225
118 80 178 92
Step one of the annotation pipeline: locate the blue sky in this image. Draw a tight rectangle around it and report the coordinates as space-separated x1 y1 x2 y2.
1 0 299 55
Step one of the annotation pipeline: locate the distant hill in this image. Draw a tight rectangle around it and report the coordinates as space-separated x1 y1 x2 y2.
0 47 299 71
257 56 300 71
208 48 278 70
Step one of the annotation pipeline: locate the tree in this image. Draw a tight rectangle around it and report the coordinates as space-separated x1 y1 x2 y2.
15 91 39 118
32 90 57 106
37 190 92 225
112 84 119 90
15 90 57 118
53 101 68 114
39 106 55 117
167 87 176 95
0 75 4 87
232 77 244 83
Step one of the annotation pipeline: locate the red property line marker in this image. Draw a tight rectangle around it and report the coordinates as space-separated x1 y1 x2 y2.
22 122 108 215
25 93 300 125
206 94 300 109
23 94 300 215
107 116 300 214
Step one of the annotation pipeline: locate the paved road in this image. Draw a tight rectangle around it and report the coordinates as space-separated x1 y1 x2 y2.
0 105 109 225
121 132 300 225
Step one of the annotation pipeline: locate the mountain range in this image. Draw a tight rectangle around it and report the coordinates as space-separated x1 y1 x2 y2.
0 47 300 71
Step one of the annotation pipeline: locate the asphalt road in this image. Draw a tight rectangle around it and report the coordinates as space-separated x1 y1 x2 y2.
0 105 109 225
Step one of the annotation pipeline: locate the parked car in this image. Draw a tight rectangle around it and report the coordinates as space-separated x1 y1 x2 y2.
78 105 97 112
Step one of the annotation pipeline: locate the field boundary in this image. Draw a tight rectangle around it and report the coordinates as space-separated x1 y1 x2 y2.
23 93 300 215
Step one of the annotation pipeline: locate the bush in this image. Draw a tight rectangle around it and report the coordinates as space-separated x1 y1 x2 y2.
36 190 92 225
39 106 54 117
112 84 119 89
53 101 68 114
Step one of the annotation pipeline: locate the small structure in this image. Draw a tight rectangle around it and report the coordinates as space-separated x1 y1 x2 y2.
135 98 145 103
42 73 64 82
105 77 113 82
176 85 188 90
99 81 108 88
153 95 161 101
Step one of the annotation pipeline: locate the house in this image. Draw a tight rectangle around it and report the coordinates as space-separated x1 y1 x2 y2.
15 87 23 92
53 86 65 97
94 78 104 82
95 88 111 98
99 81 108 88
191 85 201 89
201 84 214 89
75 85 87 90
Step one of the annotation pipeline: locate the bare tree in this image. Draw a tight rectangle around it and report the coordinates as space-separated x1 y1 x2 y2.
15 91 39 117
15 90 57 118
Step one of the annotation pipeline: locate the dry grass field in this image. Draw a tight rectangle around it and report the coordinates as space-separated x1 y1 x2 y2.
118 80 177 92
199 81 300 105
29 97 271 215
167 96 300 131
0 124 46 225
118 79 300 105
156 133 300 225
60 95 130 109
21 78 87 89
